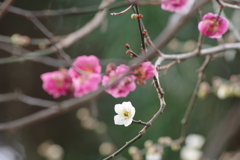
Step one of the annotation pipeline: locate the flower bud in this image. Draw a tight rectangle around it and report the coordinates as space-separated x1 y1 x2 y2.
144 140 153 149
142 30 147 35
171 143 181 151
128 146 139 155
126 50 132 54
131 14 138 20
197 82 210 99
158 136 172 146
125 43 130 49
217 84 233 99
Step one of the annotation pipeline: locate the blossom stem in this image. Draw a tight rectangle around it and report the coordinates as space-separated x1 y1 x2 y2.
132 120 148 126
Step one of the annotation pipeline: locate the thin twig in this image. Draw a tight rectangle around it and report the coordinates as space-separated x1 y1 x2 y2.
0 35 52 46
213 0 240 41
0 92 57 108
0 0 114 65
132 120 148 126
103 134 142 160
110 4 133 15
197 33 204 55
179 55 212 142
28 14 72 64
133 5 146 52
157 59 182 74
217 0 240 9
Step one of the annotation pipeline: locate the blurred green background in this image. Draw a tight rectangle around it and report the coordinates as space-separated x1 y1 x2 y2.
0 0 240 160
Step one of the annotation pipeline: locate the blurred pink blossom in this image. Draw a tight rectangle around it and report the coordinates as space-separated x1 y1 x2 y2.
71 73 102 97
41 69 72 98
161 0 194 14
69 55 101 78
69 55 102 97
198 13 229 39
132 62 155 85
102 64 136 98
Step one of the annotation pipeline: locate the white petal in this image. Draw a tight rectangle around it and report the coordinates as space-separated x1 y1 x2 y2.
122 102 135 116
114 104 123 114
122 101 132 108
130 105 135 118
123 118 133 127
114 115 124 125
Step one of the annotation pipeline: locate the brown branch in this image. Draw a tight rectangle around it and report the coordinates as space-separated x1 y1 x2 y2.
0 0 16 20
162 42 240 60
0 0 211 134
0 92 57 108
29 14 72 65
0 35 59 46
156 59 182 74
217 0 240 9
0 0 114 65
0 0 212 65
179 55 212 143
132 120 148 126
103 134 142 160
110 4 133 15
213 0 240 41
1 1 160 18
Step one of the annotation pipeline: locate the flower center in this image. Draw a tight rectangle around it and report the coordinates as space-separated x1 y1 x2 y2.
204 19 220 33
123 110 130 118
52 76 64 88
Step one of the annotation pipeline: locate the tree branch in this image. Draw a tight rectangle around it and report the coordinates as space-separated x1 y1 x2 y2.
0 0 16 20
1 1 160 18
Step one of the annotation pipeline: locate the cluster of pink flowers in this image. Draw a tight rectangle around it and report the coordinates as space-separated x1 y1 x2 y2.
161 1 229 39
41 55 155 98
41 55 102 98
102 62 155 98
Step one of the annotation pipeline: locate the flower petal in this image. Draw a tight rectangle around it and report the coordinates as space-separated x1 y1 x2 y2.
114 115 124 125
114 104 123 114
123 118 133 127
122 101 132 108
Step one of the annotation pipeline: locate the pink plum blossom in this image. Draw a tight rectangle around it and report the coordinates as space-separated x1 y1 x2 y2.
102 64 136 98
69 55 102 97
198 13 229 39
69 55 101 78
71 73 102 97
41 69 72 98
132 62 155 85
161 0 195 14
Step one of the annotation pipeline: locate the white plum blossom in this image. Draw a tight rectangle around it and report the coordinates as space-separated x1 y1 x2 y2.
181 134 205 160
114 101 135 127
180 146 202 160
185 134 205 149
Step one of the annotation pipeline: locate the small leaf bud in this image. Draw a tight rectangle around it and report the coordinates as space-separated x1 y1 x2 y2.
125 43 130 49
131 14 138 20
126 50 132 54
142 30 147 35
